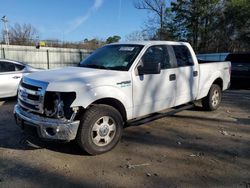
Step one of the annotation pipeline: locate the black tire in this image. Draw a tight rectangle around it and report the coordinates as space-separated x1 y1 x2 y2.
202 84 222 111
76 104 123 155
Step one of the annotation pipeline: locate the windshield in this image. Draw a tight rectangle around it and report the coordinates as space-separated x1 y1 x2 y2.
79 44 143 71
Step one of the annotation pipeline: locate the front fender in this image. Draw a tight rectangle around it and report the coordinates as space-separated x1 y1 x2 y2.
71 85 133 119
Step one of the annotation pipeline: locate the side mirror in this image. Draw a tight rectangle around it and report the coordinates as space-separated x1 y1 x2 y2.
138 62 161 75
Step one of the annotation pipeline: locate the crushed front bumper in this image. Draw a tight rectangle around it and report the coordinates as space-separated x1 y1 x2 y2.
14 105 80 141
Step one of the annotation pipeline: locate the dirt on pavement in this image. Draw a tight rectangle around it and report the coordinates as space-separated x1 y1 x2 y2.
0 89 250 188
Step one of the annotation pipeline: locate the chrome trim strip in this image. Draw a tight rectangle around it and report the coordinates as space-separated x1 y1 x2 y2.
18 95 41 105
18 99 39 111
19 85 41 95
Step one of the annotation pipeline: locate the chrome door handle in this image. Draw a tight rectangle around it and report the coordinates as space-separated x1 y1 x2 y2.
12 76 21 79
169 74 176 81
193 71 198 77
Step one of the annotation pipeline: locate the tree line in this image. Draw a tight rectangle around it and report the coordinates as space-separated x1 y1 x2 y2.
132 0 250 53
1 23 121 50
1 1 249 53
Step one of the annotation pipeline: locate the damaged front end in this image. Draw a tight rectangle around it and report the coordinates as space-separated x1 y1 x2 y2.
14 78 81 141
44 92 77 120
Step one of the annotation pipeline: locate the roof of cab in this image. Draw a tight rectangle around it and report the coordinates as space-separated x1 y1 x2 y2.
110 41 190 46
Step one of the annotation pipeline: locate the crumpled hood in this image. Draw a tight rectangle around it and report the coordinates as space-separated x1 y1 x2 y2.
25 67 131 92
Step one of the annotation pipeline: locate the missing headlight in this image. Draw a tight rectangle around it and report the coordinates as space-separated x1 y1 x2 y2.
44 92 76 119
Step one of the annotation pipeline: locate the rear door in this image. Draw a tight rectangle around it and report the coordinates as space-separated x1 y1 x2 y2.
0 61 24 98
172 45 199 106
132 45 177 118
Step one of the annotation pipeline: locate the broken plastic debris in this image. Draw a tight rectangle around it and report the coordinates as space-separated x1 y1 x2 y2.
190 152 204 157
126 163 150 169
220 130 229 136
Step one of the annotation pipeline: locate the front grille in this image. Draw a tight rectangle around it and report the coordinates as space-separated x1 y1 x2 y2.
21 82 42 91
18 77 48 114
19 99 39 111
27 94 40 101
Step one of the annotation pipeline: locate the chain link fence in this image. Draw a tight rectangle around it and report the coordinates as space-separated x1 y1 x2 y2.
0 44 92 69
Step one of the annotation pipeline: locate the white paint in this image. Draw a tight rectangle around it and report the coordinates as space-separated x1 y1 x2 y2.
0 59 41 98
23 41 231 120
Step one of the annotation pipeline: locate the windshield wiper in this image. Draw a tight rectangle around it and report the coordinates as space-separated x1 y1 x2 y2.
81 64 110 70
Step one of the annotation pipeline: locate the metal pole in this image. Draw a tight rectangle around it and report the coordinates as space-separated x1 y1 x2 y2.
46 49 50 69
5 23 9 45
2 47 5 59
1 16 10 45
79 51 83 61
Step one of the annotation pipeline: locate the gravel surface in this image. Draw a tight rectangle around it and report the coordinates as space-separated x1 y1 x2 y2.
0 89 250 188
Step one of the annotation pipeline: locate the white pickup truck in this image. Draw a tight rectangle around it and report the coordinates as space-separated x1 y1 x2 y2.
14 41 231 155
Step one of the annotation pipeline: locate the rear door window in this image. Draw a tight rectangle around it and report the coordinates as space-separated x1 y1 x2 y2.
15 64 25 71
172 45 194 67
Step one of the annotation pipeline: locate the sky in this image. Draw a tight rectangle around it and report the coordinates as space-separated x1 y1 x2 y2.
0 0 150 42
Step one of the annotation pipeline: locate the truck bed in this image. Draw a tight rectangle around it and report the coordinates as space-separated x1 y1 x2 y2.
196 61 231 100
198 59 223 64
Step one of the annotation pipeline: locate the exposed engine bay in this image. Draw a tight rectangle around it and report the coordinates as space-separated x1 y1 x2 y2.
44 92 77 120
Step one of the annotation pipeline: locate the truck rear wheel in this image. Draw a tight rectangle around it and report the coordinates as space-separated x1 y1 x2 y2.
202 84 222 111
77 104 123 155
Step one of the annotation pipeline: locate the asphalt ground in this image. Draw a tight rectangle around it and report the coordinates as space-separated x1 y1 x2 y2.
0 89 250 188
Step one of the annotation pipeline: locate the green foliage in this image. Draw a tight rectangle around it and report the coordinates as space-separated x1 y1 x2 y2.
222 0 250 51
136 0 250 53
169 0 250 53
170 0 222 52
106 35 121 44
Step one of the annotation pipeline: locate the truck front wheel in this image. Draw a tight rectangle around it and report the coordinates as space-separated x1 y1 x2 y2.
202 84 222 111
77 104 123 155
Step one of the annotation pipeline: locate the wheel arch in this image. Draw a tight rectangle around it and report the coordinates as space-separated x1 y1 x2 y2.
197 75 224 100
212 77 223 89
88 98 127 121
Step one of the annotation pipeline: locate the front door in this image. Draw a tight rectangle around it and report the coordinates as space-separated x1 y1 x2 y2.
132 45 177 118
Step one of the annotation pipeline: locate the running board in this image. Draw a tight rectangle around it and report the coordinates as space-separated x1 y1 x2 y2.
126 103 195 127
